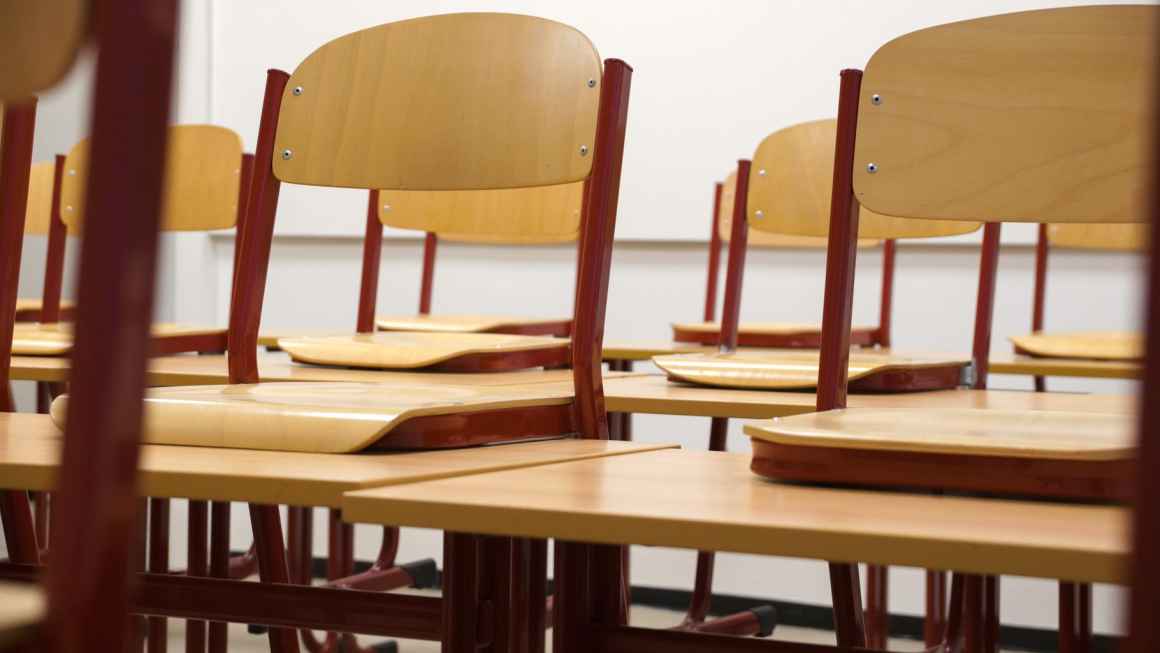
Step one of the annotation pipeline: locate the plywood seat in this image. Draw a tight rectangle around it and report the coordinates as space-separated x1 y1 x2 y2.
1010 330 1141 361
672 321 878 348
11 322 227 356
14 297 74 322
375 313 571 337
653 349 968 392
746 408 1134 501
278 332 571 372
50 381 576 453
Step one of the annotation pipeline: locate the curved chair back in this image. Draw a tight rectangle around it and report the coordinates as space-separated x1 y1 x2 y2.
1048 223 1148 252
0 0 87 100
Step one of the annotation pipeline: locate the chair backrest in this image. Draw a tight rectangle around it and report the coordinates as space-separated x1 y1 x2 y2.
231 13 631 440
380 182 584 244
1048 223 1147 252
748 119 979 239
852 6 1156 224
0 0 88 100
61 124 244 232
719 170 880 247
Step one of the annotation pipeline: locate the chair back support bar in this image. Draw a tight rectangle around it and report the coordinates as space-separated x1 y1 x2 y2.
61 124 244 232
40 155 67 324
702 181 723 322
378 183 584 243
356 189 382 333
0 0 87 99
853 6 1157 223
272 14 601 191
718 160 751 353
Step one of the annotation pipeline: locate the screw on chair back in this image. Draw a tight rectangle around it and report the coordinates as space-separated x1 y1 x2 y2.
819 5 1158 410
229 13 631 438
60 125 244 233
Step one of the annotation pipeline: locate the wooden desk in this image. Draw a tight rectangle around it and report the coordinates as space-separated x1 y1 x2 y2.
0 581 43 648
343 449 1127 584
989 354 1141 380
603 374 1134 419
9 352 646 387
0 413 675 507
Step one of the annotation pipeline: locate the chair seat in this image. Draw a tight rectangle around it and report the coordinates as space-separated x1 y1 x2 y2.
1010 330 1140 361
653 349 968 392
11 322 227 356
376 313 571 336
671 321 879 348
14 297 74 321
745 408 1134 500
50 381 575 453
278 332 571 371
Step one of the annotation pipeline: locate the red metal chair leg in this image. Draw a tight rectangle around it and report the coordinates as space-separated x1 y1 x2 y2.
1060 582 1093 653
924 570 948 649
207 502 230 653
147 498 170 653
249 503 300 653
186 500 208 653
0 491 38 564
865 564 889 648
983 576 999 653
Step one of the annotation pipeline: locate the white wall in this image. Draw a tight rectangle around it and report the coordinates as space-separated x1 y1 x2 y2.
14 0 1147 639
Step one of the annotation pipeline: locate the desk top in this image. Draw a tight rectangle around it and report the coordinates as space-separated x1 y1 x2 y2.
9 352 644 387
343 449 1128 584
0 582 43 648
989 354 1140 380
603 375 1134 419
0 413 675 507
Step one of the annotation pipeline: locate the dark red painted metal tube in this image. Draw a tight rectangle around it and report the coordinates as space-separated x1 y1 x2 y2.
703 182 724 323
147 499 171 653
864 565 888 648
923 571 947 647
419 232 437 315
228 152 255 320
186 500 208 653
1032 223 1049 391
816 69 864 413
356 189 382 333
208 502 230 653
44 2 178 651
0 101 37 402
228 69 289 385
249 504 300 653
595 625 877 653
876 239 895 348
718 161 751 354
39 154 67 324
570 59 632 442
443 533 483 652
0 491 38 564
553 540 593 653
971 223 1002 390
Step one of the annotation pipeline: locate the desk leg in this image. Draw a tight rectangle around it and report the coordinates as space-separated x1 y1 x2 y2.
207 503 230 653
186 501 208 653
865 565 888 648
554 540 627 653
923 570 947 648
443 532 523 653
147 499 170 653
1060 582 1092 653
249 504 300 653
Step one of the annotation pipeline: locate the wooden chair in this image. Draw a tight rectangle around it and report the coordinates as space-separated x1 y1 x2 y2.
367 182 583 337
1018 222 1147 389
11 159 71 323
745 6 1155 651
0 1 180 652
10 124 250 358
654 118 980 392
674 168 887 348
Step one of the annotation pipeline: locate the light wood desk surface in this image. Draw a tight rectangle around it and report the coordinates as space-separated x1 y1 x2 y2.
989 354 1140 380
0 413 675 507
343 449 1127 584
603 374 1133 419
0 581 43 648
9 352 645 387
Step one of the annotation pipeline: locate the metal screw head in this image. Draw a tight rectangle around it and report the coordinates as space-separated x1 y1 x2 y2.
587 79 596 88
579 145 589 156
871 94 882 105
754 210 765 219
67 169 76 176
65 206 73 212
382 204 391 212
281 149 293 160
867 163 878 173
292 86 303 96
757 169 767 177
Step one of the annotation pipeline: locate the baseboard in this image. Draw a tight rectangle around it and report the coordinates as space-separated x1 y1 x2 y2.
290 552 1113 652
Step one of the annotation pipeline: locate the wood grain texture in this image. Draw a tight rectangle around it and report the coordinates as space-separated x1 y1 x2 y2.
0 0 87 99
49 381 576 453
0 412 674 506
602 374 1132 419
748 119 980 238
272 13 601 190
600 340 712 361
0 581 43 648
22 161 56 234
1048 223 1147 252
378 182 583 242
10 322 225 356
746 407 1133 461
61 124 243 232
853 5 1158 222
375 314 568 334
1011 331 1141 361
990 353 1140 380
278 332 569 369
652 349 968 390
342 449 1129 583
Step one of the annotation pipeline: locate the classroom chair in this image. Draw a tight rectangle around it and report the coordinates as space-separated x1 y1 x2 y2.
674 168 887 348
1020 222 1146 389
746 5 1154 651
0 0 181 651
654 118 980 392
11 159 71 324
